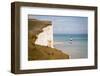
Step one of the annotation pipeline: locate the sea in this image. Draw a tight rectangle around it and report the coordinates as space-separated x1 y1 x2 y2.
53 34 88 59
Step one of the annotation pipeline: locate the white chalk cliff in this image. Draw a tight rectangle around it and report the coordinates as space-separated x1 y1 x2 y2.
35 25 53 48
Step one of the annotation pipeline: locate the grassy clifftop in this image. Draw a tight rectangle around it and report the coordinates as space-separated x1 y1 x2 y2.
28 19 51 35
28 19 69 60
29 44 69 60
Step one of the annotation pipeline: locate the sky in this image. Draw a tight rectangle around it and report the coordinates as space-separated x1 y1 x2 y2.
29 15 88 34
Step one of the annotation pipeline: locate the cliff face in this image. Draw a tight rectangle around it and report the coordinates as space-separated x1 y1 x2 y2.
28 19 69 60
35 25 53 48
28 19 53 48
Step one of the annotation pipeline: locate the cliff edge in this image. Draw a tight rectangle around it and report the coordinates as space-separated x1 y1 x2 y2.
28 19 69 60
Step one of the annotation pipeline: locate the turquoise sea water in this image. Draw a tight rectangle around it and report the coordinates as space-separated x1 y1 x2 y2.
53 34 88 59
